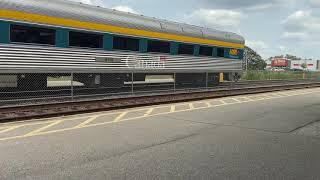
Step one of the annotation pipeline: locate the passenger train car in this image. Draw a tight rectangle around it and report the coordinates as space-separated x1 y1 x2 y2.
0 0 245 89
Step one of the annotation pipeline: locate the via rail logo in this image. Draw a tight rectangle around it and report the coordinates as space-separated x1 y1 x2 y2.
229 49 239 56
125 55 166 69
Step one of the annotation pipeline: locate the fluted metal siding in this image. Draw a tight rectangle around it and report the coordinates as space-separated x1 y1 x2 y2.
0 44 242 73
0 0 245 44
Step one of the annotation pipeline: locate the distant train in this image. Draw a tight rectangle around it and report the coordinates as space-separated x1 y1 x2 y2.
0 0 245 89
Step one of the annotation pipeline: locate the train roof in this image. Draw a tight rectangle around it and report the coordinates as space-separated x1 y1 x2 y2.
0 0 245 47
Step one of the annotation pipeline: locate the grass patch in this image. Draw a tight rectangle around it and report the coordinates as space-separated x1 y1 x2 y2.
241 71 320 81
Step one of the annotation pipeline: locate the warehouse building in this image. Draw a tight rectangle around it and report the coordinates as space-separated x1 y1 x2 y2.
265 58 320 71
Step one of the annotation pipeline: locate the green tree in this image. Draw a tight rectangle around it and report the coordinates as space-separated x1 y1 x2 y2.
243 46 267 70
301 63 307 70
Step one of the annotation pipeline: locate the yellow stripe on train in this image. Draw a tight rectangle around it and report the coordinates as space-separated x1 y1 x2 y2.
0 9 245 49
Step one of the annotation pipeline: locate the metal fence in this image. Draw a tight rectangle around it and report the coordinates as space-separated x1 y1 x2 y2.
0 72 211 107
0 71 319 107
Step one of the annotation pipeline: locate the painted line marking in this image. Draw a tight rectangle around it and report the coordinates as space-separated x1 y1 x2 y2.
231 98 241 103
277 93 291 96
193 101 210 108
205 101 212 107
0 125 22 134
219 100 228 105
1 88 319 129
294 91 313 95
263 95 275 99
0 88 319 141
0 126 8 130
240 97 254 101
170 105 176 113
0 111 121 129
24 120 63 136
251 96 265 100
189 103 195 110
144 108 154 117
113 112 128 122
270 93 283 97
74 115 100 128
285 92 298 95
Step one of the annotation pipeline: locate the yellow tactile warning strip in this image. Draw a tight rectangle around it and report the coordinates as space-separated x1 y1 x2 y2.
0 88 319 142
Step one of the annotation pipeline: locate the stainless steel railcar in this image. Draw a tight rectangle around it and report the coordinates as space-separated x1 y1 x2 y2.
0 0 245 89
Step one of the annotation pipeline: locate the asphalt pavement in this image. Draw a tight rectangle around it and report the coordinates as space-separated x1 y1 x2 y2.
1 88 320 180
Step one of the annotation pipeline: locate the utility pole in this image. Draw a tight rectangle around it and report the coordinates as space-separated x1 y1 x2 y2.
245 50 248 71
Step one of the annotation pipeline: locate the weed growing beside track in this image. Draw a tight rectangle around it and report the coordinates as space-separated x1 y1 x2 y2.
242 71 320 81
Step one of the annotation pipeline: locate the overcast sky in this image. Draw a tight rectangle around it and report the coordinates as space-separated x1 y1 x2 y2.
70 0 319 59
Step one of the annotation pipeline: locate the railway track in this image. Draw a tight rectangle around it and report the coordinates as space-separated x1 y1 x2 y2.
0 79 313 103
0 79 319 122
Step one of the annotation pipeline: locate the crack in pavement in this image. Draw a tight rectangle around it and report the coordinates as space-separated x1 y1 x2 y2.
289 119 320 133
159 114 290 134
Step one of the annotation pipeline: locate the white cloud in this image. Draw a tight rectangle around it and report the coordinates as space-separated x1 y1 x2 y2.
69 0 94 5
245 3 274 11
282 32 307 40
282 10 320 41
283 10 311 24
309 0 320 7
284 10 320 32
196 0 297 10
112 6 138 14
278 45 294 55
282 9 320 43
68 0 105 6
279 45 286 52
280 9 320 59
187 9 245 32
246 40 269 58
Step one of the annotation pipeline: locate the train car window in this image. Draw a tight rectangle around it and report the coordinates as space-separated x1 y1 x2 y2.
69 31 103 48
178 44 194 55
10 25 56 45
147 40 170 53
199 46 213 56
113 36 139 51
217 47 225 57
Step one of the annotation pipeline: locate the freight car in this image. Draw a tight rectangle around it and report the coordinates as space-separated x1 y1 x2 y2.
0 0 245 90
